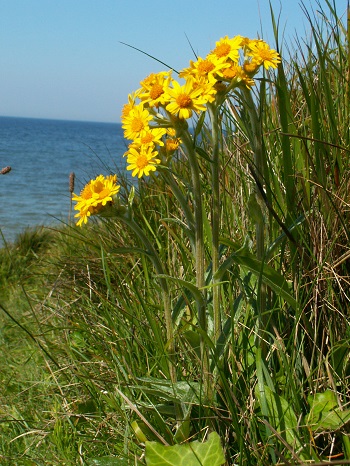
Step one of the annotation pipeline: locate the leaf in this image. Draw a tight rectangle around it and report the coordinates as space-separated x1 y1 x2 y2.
306 390 350 432
156 275 206 308
255 384 312 461
259 385 299 446
145 432 225 466
327 339 350 378
307 390 338 414
216 242 296 309
133 377 201 404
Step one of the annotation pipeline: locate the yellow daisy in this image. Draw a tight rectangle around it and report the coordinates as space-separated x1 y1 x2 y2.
191 75 217 103
165 137 181 153
139 71 173 108
133 127 167 148
126 146 161 178
122 103 153 140
208 35 243 63
179 55 229 81
164 78 208 119
73 174 120 226
120 91 140 119
221 64 255 89
247 40 281 69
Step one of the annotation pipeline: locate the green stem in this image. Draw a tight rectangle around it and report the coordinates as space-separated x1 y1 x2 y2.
241 88 267 351
208 103 221 344
160 168 195 250
172 120 206 315
118 213 176 383
171 117 210 400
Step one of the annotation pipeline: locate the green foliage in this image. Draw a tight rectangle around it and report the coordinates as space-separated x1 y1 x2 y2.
1 1 350 465
145 432 225 466
306 391 350 432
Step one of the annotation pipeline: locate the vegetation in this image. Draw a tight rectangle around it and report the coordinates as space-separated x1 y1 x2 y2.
1 1 350 464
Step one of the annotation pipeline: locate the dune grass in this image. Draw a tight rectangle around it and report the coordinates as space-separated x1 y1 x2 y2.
1 1 350 464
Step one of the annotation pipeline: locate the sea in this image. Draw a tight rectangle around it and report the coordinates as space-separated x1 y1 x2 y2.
0 116 127 245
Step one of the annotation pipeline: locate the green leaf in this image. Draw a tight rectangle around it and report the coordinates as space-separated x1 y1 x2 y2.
156 275 206 308
307 390 338 414
216 243 296 309
306 390 350 432
145 432 225 466
327 340 350 378
255 384 313 461
133 377 201 404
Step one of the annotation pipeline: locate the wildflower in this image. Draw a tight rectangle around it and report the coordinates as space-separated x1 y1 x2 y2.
165 138 181 153
132 127 167 148
126 146 161 178
221 64 255 89
208 35 243 63
122 103 153 140
73 174 120 226
179 55 229 81
247 40 281 69
121 91 140 119
191 75 218 103
139 71 173 108
243 60 259 75
165 78 208 119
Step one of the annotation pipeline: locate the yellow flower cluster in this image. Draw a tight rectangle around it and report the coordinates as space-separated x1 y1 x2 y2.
121 35 280 178
73 35 281 225
73 174 120 226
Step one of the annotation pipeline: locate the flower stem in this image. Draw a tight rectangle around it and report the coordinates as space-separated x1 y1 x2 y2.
118 213 176 383
160 168 195 251
241 88 267 352
171 117 211 400
208 103 222 344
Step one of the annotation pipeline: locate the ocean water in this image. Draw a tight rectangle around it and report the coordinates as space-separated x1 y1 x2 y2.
0 116 126 244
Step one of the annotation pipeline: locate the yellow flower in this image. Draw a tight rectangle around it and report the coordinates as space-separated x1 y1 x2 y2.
139 71 173 108
179 55 229 81
243 60 259 75
208 35 243 63
121 103 153 140
133 127 167 148
222 63 244 80
73 174 120 226
120 91 140 119
247 40 281 69
165 138 181 153
166 127 177 138
191 75 217 103
126 146 161 178
221 64 255 89
164 78 208 119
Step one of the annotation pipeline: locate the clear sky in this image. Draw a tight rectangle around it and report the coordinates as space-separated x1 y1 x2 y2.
0 0 347 123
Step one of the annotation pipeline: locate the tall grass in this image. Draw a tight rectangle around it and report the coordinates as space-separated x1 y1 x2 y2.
1 1 350 464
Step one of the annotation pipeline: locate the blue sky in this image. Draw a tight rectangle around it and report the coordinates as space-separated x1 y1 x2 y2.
0 0 347 123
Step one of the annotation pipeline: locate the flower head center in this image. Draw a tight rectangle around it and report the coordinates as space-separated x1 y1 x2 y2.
131 117 146 132
81 183 93 199
214 43 231 58
257 49 272 61
150 83 164 100
197 60 215 74
136 154 149 169
223 66 239 79
141 133 154 144
176 93 192 108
